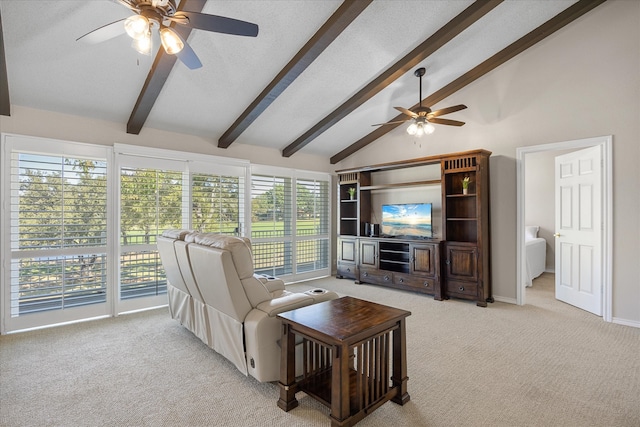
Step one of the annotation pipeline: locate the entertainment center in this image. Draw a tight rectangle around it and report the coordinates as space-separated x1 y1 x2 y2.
336 149 493 307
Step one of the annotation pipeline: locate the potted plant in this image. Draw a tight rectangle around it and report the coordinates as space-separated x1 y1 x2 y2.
462 176 471 195
348 187 356 200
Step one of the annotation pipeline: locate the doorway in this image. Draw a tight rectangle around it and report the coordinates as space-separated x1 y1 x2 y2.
516 136 612 322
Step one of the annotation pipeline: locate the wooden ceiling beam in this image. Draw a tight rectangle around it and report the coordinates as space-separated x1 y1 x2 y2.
0 11 11 116
282 0 503 158
217 0 372 149
330 0 606 164
126 0 205 135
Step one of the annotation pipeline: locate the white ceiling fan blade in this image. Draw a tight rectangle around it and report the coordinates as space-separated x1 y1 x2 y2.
76 18 126 44
114 0 140 12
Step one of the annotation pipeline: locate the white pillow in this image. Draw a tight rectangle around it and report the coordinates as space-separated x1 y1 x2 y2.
525 226 539 240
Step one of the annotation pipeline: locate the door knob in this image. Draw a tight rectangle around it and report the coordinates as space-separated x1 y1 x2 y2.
554 233 561 237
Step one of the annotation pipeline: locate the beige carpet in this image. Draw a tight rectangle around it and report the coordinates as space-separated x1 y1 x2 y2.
1 273 639 426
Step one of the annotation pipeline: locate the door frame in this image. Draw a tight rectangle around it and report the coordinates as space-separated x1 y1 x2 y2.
516 135 612 322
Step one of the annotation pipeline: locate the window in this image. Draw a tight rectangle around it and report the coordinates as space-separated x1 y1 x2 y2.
119 167 184 304
115 151 248 313
1 137 328 333
296 178 330 273
2 136 110 332
192 173 243 234
251 174 293 276
251 168 331 281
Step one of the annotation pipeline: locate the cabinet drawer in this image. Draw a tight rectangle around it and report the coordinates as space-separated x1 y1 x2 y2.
445 280 478 297
359 268 392 286
337 263 356 279
393 273 435 292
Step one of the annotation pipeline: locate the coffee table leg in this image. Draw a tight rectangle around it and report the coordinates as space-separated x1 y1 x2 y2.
391 319 410 405
277 323 299 411
329 343 350 426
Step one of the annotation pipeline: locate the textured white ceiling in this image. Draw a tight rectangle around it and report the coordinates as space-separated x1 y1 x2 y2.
0 0 578 159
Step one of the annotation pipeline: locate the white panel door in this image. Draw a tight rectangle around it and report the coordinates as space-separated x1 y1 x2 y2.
555 146 602 315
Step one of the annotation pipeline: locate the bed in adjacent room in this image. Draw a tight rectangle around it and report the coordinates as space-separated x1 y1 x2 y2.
525 226 546 287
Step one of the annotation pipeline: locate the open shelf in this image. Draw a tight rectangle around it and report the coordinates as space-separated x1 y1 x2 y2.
360 179 441 191
379 241 410 273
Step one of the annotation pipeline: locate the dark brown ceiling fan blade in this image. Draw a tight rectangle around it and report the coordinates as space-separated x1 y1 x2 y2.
427 104 467 118
174 36 202 69
165 14 190 25
394 106 417 119
372 119 410 126
429 117 465 126
76 18 126 44
173 12 258 37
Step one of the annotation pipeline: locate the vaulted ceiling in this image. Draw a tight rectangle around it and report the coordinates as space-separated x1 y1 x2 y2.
0 0 604 164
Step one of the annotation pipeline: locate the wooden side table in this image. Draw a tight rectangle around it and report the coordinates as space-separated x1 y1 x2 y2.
277 296 411 427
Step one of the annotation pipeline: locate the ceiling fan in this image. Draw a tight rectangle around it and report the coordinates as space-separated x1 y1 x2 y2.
76 0 259 70
374 67 467 136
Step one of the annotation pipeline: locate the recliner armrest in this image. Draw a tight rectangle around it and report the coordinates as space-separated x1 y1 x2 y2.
255 292 314 317
255 274 285 292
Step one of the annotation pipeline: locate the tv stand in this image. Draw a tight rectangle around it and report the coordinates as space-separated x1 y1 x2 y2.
355 236 443 300
336 149 492 306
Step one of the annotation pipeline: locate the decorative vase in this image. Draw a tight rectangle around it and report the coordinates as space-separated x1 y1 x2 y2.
462 188 468 195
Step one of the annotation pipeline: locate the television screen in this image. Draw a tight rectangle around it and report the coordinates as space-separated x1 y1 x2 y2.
381 203 432 237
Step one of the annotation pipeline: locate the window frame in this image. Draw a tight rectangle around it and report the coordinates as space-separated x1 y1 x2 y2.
1 134 115 333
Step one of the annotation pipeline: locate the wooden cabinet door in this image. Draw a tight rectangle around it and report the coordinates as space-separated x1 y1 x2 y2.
360 240 378 268
338 238 357 263
337 238 357 279
444 243 478 282
410 243 437 277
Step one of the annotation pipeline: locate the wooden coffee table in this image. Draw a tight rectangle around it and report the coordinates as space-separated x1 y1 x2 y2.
277 296 411 427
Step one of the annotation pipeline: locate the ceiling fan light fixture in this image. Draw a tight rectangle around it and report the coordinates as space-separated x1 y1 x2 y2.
132 29 152 55
160 27 184 54
424 122 435 135
407 117 435 137
124 15 150 40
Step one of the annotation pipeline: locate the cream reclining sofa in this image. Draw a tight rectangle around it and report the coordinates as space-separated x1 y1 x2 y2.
157 229 338 382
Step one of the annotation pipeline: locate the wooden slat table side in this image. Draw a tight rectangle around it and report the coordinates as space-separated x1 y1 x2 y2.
277 296 411 427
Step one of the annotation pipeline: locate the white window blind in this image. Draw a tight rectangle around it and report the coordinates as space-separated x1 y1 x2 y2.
251 174 293 276
120 167 184 300
191 173 244 235
296 178 330 273
10 153 108 316
250 171 331 279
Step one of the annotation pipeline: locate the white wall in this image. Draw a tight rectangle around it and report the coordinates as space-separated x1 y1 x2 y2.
0 106 335 174
335 1 640 324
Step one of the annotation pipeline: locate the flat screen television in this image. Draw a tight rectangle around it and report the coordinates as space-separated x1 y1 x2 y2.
381 203 433 238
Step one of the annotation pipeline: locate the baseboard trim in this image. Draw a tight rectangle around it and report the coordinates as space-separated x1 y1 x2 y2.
493 295 517 305
612 317 640 329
